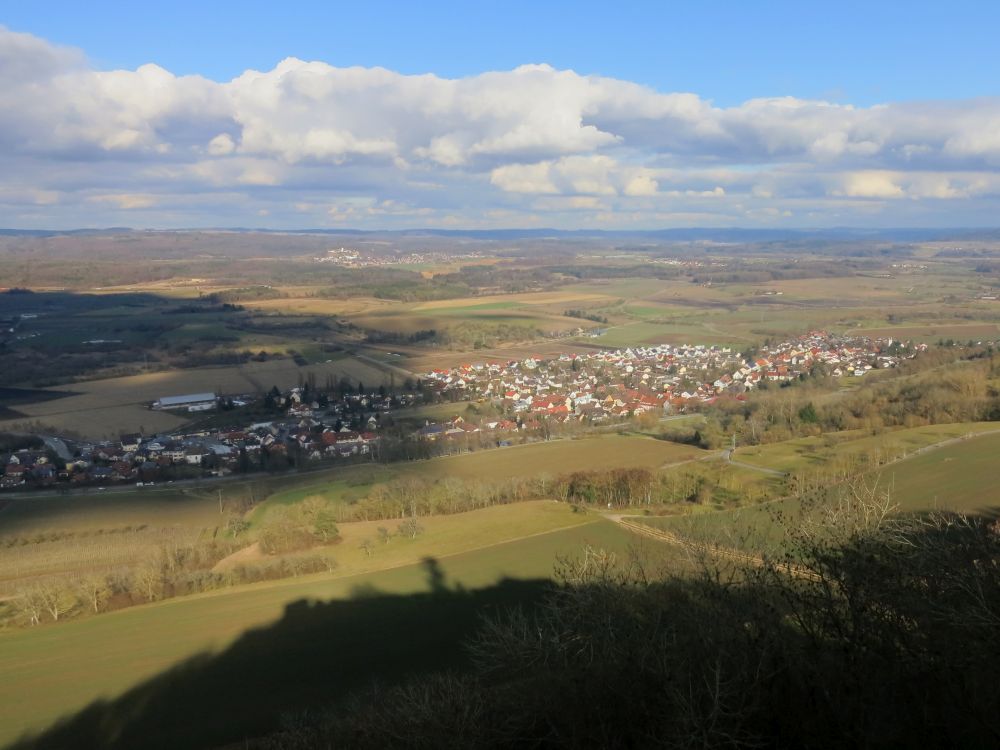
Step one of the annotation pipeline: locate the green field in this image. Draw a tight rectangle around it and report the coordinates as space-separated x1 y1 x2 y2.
735 422 1000 475
636 430 1000 554
254 434 708 516
591 322 704 347
0 516 636 748
235 500 597 577
886 432 1000 513
410 434 703 480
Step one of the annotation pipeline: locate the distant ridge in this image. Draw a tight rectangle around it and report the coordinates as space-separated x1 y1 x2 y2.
2 227 999 242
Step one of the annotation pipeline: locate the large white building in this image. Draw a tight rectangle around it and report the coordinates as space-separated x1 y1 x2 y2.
152 393 217 411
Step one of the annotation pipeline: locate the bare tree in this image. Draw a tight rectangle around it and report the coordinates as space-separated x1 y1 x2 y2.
134 563 162 602
75 573 111 614
15 588 44 626
360 539 376 558
398 517 425 540
36 580 75 622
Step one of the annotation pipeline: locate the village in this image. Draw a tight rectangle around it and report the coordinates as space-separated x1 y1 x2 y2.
1 331 919 492
420 330 921 423
313 246 485 267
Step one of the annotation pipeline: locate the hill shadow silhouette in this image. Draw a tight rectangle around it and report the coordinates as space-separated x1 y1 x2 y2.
7 559 550 750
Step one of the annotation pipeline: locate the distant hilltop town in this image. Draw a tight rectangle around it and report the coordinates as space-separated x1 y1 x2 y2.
314 247 484 267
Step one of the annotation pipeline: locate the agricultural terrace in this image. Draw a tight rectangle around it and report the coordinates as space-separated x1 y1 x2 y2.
550 269 1000 348
0 515 635 748
349 290 614 340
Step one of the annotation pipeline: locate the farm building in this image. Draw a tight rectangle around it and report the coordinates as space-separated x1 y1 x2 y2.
152 392 217 411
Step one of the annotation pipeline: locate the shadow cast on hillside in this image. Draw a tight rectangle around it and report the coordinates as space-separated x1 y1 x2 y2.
8 559 549 750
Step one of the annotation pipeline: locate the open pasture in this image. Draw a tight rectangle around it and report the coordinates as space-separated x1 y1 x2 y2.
255 434 707 515
353 295 600 337
735 422 1000 475
225 500 595 578
548 268 1000 349
853 322 1000 342
411 434 704 482
886 431 1000 514
560 278 672 299
240 296 392 316
592 320 747 348
0 404 187 440
410 290 616 311
636 429 1000 554
399 340 601 371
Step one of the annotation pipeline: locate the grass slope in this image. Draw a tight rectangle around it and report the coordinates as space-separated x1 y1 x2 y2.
0 514 631 747
736 422 1000 474
255 434 707 515
636 430 1000 553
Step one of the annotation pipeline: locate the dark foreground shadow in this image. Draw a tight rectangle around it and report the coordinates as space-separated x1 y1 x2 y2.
8 559 550 750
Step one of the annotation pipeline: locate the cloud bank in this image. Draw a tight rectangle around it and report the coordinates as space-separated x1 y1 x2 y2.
2 26 999 228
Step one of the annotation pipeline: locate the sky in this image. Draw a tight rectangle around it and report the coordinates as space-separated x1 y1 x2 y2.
2 1 1000 230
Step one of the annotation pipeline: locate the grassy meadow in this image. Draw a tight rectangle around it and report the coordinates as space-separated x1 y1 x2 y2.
251 434 708 521
734 421 1000 475
635 429 1000 554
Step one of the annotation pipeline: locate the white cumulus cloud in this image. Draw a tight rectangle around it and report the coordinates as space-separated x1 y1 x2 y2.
2 26 1000 228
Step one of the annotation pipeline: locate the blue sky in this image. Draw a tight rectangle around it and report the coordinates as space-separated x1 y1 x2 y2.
1 3 999 229
6 1 1000 105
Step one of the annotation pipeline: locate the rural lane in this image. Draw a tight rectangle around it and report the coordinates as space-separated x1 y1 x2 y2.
723 449 787 477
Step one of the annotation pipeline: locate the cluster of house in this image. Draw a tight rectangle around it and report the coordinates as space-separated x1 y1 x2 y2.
753 331 923 380
1 421 384 490
417 331 921 431
1 449 57 489
1 384 412 490
314 247 484 267
2 331 923 490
